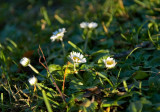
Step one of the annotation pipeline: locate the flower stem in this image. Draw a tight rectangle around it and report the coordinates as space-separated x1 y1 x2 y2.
28 64 39 74
73 63 83 80
84 29 92 53
84 35 88 53
61 39 66 57
74 63 77 73
28 64 46 78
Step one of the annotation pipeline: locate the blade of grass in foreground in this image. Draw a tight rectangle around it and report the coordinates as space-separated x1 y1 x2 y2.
42 90 53 112
1 93 4 112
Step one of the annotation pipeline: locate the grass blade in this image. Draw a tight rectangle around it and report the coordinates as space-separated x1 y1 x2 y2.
126 47 140 60
40 7 51 26
42 90 53 112
97 72 114 87
148 30 156 45
54 14 65 24
1 93 4 112
68 41 83 53
123 80 128 92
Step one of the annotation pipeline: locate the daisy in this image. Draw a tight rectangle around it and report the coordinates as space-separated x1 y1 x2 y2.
88 22 98 29
28 76 38 86
80 22 89 28
50 28 66 42
69 51 86 64
20 57 30 67
103 57 117 69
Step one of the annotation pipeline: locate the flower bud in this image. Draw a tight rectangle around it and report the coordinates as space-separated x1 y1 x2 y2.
20 57 30 67
28 76 38 86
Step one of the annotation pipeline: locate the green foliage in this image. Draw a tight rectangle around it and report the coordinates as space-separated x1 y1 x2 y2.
1 0 160 111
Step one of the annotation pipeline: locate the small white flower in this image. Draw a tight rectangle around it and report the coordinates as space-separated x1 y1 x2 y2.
20 57 30 67
80 22 98 29
28 76 38 86
50 28 66 42
103 57 117 69
69 51 86 64
88 22 98 29
80 22 89 28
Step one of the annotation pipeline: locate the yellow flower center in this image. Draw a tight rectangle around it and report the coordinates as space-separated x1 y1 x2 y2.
106 60 113 65
73 57 80 61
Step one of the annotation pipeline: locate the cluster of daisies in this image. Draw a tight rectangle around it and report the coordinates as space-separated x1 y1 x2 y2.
49 22 98 42
20 21 116 86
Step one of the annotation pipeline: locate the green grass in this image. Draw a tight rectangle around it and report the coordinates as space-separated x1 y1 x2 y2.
0 0 160 111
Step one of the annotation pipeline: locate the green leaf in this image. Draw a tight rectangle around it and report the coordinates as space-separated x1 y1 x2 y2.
148 77 155 87
140 97 152 105
148 76 160 89
48 64 62 72
149 56 160 67
67 78 85 94
132 71 150 80
128 101 143 112
83 72 100 87
79 97 98 112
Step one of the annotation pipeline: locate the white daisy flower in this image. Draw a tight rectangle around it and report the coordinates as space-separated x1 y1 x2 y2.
69 51 86 64
103 57 117 69
80 22 89 28
28 76 38 86
50 28 66 42
20 57 30 67
88 22 98 29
